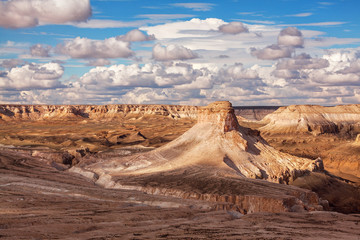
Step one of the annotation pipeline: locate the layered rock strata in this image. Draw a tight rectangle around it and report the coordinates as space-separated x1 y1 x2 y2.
79 101 325 213
260 105 360 136
0 104 198 121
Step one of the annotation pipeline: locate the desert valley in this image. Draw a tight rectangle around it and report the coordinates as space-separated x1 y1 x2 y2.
0 101 359 239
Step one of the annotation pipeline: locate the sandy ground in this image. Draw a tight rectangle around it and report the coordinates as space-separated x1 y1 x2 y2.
1 148 360 240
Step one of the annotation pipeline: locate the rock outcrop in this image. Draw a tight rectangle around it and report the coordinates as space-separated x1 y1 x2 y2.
79 101 325 213
260 104 360 136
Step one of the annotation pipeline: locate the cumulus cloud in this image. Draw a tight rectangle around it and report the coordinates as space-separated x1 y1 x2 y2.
0 62 64 90
0 59 24 69
30 44 51 57
218 22 248 34
116 29 155 42
0 0 91 28
80 64 157 88
276 53 329 70
217 64 266 90
79 62 214 89
278 27 304 48
251 44 293 60
250 27 304 60
56 37 133 59
337 59 360 74
220 63 259 80
152 44 199 61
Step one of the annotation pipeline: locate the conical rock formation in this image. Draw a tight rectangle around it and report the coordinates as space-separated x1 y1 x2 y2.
86 101 322 184
76 101 326 213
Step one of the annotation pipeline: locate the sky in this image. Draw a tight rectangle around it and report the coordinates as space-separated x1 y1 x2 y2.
1 0 360 106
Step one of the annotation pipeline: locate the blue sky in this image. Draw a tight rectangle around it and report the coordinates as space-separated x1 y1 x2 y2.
1 0 360 105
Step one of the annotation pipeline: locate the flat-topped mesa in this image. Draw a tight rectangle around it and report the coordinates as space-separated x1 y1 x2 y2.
260 104 360 136
198 101 240 132
0 104 198 121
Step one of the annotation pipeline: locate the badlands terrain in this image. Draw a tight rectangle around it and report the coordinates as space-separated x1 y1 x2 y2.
0 102 360 239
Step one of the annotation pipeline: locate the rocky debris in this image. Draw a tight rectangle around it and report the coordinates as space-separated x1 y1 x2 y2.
81 101 325 213
260 104 360 136
32 150 76 166
355 134 360 143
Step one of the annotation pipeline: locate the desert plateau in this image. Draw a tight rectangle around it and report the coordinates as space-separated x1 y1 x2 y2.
0 101 360 239
2 0 360 239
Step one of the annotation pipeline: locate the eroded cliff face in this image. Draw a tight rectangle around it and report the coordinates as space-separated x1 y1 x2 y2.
78 101 325 214
260 104 360 136
234 106 279 121
0 104 198 121
0 104 280 122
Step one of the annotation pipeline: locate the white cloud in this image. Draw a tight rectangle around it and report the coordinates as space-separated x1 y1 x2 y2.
286 13 313 17
276 53 329 70
136 14 195 20
272 69 300 79
56 36 133 59
152 44 199 61
235 19 275 25
309 69 360 85
87 59 111 66
337 59 360 74
0 0 91 28
220 63 259 80
0 62 64 90
70 19 146 29
281 22 346 27
278 27 304 48
116 29 155 42
219 22 248 34
171 3 215 11
251 44 293 60
79 62 214 88
141 18 226 40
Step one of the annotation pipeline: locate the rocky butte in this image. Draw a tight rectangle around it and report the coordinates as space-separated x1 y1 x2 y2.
76 101 326 214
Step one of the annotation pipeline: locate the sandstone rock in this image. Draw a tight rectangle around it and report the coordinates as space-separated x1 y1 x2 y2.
81 101 324 213
89 101 321 182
